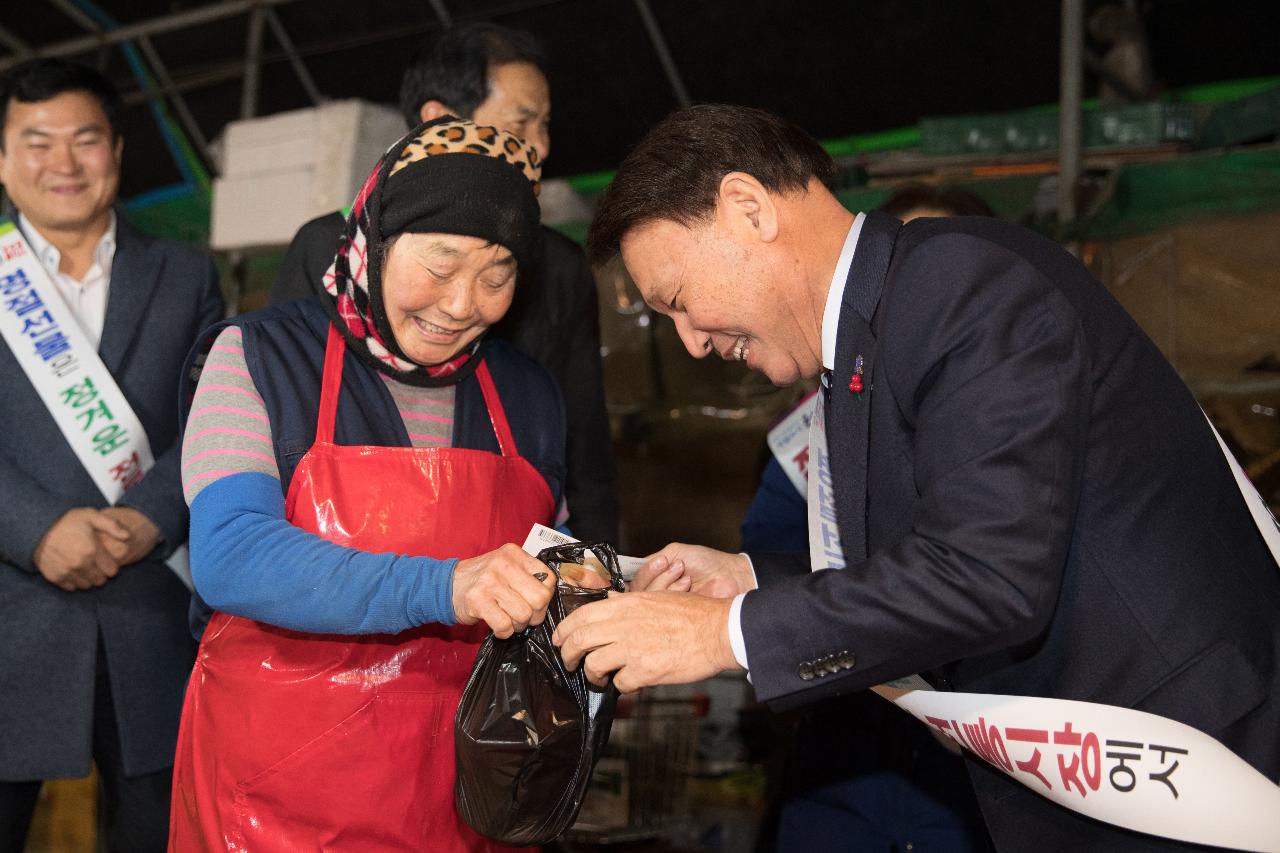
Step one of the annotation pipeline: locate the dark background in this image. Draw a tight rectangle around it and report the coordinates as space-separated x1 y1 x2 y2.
8 0 1280 196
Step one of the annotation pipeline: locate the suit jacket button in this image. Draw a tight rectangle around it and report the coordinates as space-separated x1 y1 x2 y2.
838 651 856 670
798 662 815 681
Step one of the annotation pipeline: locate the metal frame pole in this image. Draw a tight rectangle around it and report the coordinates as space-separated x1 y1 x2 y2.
428 0 454 28
263 7 324 105
136 36 216 169
633 0 691 108
0 25 33 59
47 0 215 172
46 0 110 68
48 0 102 35
44 0 567 109
1058 0 1084 230
0 0 302 73
240 2 266 120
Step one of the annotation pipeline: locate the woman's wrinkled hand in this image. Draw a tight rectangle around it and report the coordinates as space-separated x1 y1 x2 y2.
452 544 556 638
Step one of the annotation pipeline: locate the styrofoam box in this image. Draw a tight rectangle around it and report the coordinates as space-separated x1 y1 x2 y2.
212 99 405 250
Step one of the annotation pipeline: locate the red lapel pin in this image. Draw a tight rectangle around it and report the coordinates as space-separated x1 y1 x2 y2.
848 354 865 394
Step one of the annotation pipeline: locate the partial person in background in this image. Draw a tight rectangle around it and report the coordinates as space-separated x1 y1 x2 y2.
1088 3 1158 104
171 119 573 851
742 184 996 853
270 22 618 542
0 59 223 852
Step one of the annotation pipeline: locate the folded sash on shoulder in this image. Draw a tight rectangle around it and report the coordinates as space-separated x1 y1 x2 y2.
0 218 191 588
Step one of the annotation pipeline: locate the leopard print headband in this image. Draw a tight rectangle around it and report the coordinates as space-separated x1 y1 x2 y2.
318 117 542 387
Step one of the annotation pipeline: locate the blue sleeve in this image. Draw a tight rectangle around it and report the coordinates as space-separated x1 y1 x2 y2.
740 457 811 553
189 472 457 634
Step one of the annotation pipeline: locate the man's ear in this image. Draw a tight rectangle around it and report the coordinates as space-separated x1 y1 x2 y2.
113 134 124 163
418 100 455 124
717 172 779 243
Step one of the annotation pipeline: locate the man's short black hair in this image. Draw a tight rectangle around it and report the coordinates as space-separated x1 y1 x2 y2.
586 104 837 266
0 58 122 149
398 23 547 128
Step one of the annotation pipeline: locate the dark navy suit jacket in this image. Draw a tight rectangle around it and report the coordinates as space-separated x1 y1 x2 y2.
0 211 223 780
746 212 1280 851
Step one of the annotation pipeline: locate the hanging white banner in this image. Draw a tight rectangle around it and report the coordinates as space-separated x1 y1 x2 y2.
0 219 190 588
767 390 817 496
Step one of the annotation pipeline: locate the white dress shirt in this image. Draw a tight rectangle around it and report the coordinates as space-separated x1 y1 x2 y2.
21 211 117 350
727 212 865 671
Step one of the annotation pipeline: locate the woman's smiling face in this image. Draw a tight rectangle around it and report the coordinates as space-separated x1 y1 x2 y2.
381 232 516 366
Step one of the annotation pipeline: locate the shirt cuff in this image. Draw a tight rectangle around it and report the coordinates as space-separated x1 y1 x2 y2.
728 592 750 671
738 552 759 590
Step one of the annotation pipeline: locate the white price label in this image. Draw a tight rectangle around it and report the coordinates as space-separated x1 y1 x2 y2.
520 523 645 581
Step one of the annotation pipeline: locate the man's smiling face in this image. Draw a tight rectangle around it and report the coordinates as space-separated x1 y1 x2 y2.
0 89 122 237
381 232 516 366
619 212 823 387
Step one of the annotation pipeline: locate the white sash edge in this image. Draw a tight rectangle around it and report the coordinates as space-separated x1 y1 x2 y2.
0 221 191 590
1206 414 1280 569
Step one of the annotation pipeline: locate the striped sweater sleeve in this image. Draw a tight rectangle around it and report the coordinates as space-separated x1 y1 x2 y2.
180 325 457 634
181 326 279 504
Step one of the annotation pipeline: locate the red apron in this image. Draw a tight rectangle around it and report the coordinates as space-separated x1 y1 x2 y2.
170 325 554 852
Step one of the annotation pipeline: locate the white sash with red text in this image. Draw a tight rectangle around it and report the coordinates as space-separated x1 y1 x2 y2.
803 379 1280 850
0 219 191 588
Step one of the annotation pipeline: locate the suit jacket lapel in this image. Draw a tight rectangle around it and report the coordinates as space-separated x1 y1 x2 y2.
99 214 162 373
827 212 901 562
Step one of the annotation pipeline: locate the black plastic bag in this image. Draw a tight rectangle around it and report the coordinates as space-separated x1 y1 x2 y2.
454 542 626 846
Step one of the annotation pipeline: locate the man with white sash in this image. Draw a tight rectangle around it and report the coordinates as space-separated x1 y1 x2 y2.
554 105 1280 852
0 59 222 852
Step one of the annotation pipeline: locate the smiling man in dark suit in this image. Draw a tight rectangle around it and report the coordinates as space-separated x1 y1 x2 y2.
0 59 223 851
553 104 1280 851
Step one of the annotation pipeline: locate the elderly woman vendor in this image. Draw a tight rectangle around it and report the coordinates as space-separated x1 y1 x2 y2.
169 120 564 851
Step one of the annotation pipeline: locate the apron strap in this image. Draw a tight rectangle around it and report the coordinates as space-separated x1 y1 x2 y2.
319 329 515 457
475 360 517 457
317 324 346 444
